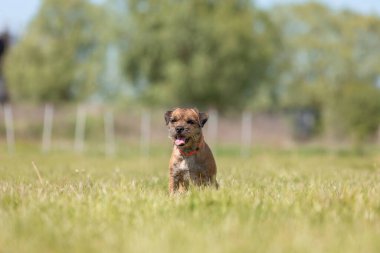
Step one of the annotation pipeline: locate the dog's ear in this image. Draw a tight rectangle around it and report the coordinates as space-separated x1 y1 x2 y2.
198 112 208 127
164 111 172 125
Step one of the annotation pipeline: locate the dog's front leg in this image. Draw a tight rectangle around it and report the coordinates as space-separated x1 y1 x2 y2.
169 168 179 195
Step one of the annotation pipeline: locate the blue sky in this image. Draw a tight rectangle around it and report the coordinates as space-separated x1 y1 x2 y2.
1 0 380 34
257 0 380 14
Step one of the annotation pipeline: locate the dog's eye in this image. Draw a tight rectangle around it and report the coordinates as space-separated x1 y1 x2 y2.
187 120 195 125
170 118 177 123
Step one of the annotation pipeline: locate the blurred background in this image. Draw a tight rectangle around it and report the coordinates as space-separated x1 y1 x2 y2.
1 0 380 154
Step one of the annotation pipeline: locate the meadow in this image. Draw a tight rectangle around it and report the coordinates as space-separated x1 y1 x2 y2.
1 146 380 253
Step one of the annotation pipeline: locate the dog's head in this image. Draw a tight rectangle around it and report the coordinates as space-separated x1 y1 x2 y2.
165 108 208 148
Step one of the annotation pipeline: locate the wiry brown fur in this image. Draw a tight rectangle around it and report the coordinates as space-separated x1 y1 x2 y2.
165 108 218 194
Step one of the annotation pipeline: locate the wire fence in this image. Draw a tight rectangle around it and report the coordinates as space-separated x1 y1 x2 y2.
1 104 296 156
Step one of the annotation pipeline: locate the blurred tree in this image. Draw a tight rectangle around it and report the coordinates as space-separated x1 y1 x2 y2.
4 0 106 103
271 3 380 139
119 0 280 110
271 3 380 107
327 83 380 145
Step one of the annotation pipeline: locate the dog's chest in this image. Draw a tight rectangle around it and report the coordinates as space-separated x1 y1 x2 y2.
175 157 202 172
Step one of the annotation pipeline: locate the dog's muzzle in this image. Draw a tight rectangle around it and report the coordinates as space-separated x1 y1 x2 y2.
175 126 184 134
174 135 192 146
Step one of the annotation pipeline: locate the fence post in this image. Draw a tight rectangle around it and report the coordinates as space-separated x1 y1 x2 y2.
104 109 116 157
241 111 252 157
42 104 54 153
3 104 15 153
140 109 150 157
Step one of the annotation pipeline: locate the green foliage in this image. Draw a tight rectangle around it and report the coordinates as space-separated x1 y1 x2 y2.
328 84 380 143
272 3 380 108
3 0 380 144
4 0 106 103
1 149 380 252
269 3 380 140
121 0 280 110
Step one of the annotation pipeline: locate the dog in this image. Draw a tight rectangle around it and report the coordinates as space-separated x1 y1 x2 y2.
165 108 218 194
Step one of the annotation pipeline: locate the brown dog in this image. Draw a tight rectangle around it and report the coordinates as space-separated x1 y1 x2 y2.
165 108 218 194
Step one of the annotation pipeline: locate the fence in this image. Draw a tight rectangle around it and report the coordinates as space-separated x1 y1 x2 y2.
1 104 294 156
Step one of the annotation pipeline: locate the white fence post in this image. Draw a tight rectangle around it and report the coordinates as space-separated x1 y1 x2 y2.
3 104 15 153
140 109 150 157
241 111 252 157
42 104 54 153
104 109 116 157
74 105 86 153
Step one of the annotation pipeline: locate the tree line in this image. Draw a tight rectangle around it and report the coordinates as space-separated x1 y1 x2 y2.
3 0 380 143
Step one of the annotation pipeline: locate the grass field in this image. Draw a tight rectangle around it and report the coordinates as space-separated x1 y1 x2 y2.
1 146 380 253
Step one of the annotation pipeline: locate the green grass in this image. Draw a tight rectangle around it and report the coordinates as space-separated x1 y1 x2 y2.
1 147 380 253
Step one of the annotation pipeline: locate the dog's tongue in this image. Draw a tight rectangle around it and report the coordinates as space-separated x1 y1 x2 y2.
175 137 186 146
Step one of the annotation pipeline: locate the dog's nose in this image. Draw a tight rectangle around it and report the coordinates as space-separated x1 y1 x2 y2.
175 126 184 133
